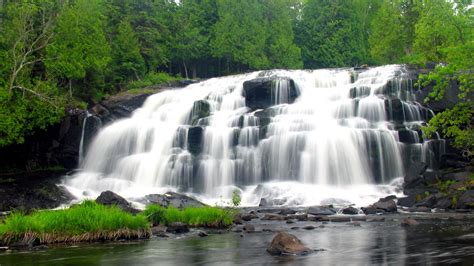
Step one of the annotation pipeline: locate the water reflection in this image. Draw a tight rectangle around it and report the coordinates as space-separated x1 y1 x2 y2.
0 219 473 265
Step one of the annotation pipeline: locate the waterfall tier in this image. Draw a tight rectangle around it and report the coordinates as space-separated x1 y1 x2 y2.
66 65 444 206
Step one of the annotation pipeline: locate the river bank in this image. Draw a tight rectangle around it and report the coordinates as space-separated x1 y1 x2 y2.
1 209 473 265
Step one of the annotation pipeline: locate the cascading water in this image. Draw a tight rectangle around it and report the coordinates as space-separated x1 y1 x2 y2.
65 65 444 206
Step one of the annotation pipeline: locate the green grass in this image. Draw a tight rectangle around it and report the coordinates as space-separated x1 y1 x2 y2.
143 205 235 228
0 201 150 245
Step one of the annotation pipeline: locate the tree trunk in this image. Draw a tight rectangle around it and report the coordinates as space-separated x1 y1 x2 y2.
192 65 197 79
183 59 189 79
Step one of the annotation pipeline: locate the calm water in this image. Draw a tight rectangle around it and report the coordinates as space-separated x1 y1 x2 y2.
1 215 473 265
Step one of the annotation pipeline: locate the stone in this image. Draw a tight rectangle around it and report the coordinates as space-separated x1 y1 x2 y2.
187 126 204 156
279 208 297 215
454 233 474 244
434 196 453 209
403 162 428 190
456 190 474 209
372 199 397 213
96 191 137 213
286 220 295 224
233 215 243 225
397 195 417 208
329 216 351 223
166 222 190 234
259 198 268 207
361 206 378 215
414 194 437 208
266 231 311 256
367 217 385 222
261 213 285 221
342 207 360 215
302 225 316 230
401 218 419 226
243 77 299 110
189 100 210 125
151 225 167 236
142 192 206 209
198 231 209 237
243 224 255 232
408 206 431 213
307 206 336 216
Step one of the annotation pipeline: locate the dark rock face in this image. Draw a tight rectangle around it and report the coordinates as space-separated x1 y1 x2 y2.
456 190 474 209
403 162 428 193
0 170 74 212
397 195 417 208
141 192 206 209
307 206 336 216
267 231 311 256
166 222 190 234
187 126 204 156
189 100 211 125
243 77 299 110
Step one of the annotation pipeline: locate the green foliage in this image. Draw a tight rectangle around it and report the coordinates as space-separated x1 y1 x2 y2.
232 190 241 207
423 103 473 150
127 72 180 90
143 205 234 228
296 0 368 68
0 201 149 242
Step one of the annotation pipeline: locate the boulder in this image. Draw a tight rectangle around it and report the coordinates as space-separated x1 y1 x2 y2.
302 225 316 230
241 212 258 221
307 206 336 216
456 190 474 209
142 192 206 209
198 231 209 237
342 207 360 215
403 162 428 190
361 206 378 215
267 231 311 256
408 206 431 213
279 208 297 215
243 77 299 110
401 218 419 226
166 222 190 234
189 100 210 125
261 213 286 221
96 191 137 213
243 224 255 232
414 194 437 208
372 199 397 213
397 195 417 208
434 196 453 209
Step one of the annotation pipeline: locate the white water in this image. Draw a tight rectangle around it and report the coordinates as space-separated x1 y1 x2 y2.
65 65 442 206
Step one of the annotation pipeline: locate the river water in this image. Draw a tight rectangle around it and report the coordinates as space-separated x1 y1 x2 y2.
1 214 473 265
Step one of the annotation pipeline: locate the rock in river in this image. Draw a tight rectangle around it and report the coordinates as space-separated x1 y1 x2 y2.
267 231 311 256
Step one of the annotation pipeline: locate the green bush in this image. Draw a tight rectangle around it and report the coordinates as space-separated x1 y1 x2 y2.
143 205 235 228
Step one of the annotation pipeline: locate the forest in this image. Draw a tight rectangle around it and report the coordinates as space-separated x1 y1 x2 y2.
0 0 472 149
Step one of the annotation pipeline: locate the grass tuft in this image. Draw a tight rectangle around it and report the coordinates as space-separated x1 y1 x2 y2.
143 205 235 228
0 200 150 245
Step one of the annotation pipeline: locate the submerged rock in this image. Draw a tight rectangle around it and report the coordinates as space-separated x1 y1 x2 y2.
243 224 255 232
166 222 190 234
401 218 419 226
267 231 311 256
243 77 299 110
261 213 285 221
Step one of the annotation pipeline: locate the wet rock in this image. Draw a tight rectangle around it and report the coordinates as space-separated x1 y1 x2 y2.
233 215 243 225
456 190 474 209
151 225 167 236
262 228 273 232
342 207 360 215
279 208 297 215
187 126 204 156
454 233 474 244
267 231 311 256
290 227 299 230
367 216 385 222
414 194 437 208
198 231 209 237
243 77 299 110
166 222 190 234
290 214 308 221
307 206 336 216
241 211 258 221
302 225 316 230
259 198 268 207
408 206 432 213
96 191 138 213
189 100 210 125
401 218 419 226
347 221 361 227
397 195 417 208
372 199 397 213
361 206 378 215
142 192 206 209
258 198 286 207
261 213 285 221
286 220 295 224
243 224 255 232
329 216 351 223
403 162 428 190
434 196 453 209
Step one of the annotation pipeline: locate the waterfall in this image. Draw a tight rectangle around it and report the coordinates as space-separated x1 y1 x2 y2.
65 65 444 206
78 111 91 166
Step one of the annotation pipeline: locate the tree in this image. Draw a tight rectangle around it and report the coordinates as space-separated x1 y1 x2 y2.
296 0 368 68
110 20 145 85
46 0 111 98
